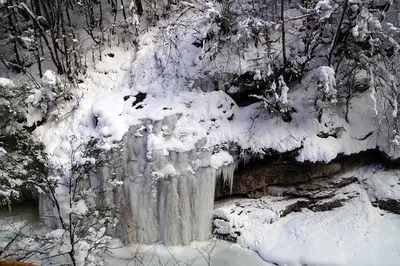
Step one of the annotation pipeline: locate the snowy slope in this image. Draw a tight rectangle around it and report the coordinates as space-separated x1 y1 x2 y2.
89 6 387 162
31 1 396 166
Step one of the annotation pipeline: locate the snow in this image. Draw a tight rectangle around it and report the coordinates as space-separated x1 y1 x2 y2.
31 19 388 247
214 166 400 266
228 86 240 93
254 70 262 80
108 240 273 266
91 91 129 142
80 68 380 163
393 134 400 146
296 135 342 162
0 78 15 88
32 0 396 170
352 165 400 201
316 66 336 97
278 76 289 104
74 241 90 266
41 70 59 87
161 164 177 177
71 199 88 215
22 1 400 263
26 89 42 105
91 92 125 119
254 198 400 266
210 151 234 169
73 16 382 164
45 229 65 239
33 46 131 162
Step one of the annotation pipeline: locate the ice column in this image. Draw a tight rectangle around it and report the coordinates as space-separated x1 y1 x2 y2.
103 115 220 245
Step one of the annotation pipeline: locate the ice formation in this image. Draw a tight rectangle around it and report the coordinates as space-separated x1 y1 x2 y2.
98 114 236 245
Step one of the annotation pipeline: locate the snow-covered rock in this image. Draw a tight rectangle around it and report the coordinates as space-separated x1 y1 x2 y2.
213 165 400 266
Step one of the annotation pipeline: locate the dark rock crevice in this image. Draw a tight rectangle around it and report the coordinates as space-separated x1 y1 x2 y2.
372 199 400 214
215 149 393 199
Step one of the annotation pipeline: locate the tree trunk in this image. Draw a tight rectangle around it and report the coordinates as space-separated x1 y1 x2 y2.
281 0 287 75
135 0 143 16
328 0 349 66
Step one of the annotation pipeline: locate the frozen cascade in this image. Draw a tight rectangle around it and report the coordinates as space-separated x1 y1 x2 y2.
98 114 236 245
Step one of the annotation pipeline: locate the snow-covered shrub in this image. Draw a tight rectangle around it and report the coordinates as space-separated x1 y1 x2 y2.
0 130 46 207
251 75 293 122
200 0 275 67
313 66 337 122
2 137 118 264
286 40 308 79
0 78 47 207
0 78 26 134
315 66 337 101
45 137 118 265
26 70 61 127
393 133 400 149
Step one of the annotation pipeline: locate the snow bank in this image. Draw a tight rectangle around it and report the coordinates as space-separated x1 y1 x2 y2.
33 46 131 163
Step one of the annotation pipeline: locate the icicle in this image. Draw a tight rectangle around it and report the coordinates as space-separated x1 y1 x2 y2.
369 69 379 117
219 160 238 195
243 150 251 166
267 186 286 197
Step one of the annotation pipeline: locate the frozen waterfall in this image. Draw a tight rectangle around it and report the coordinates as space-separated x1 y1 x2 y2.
100 114 236 245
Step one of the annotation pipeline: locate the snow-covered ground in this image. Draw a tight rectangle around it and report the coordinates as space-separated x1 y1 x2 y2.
108 240 273 266
0 205 41 250
0 205 271 265
214 166 400 266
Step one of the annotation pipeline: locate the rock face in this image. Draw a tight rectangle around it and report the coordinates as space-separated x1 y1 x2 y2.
215 149 385 199
373 199 400 214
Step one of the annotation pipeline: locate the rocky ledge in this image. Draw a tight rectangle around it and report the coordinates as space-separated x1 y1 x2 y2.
215 149 391 198
213 162 400 242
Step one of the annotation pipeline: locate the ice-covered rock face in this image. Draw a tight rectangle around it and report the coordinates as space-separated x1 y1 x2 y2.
101 114 236 245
